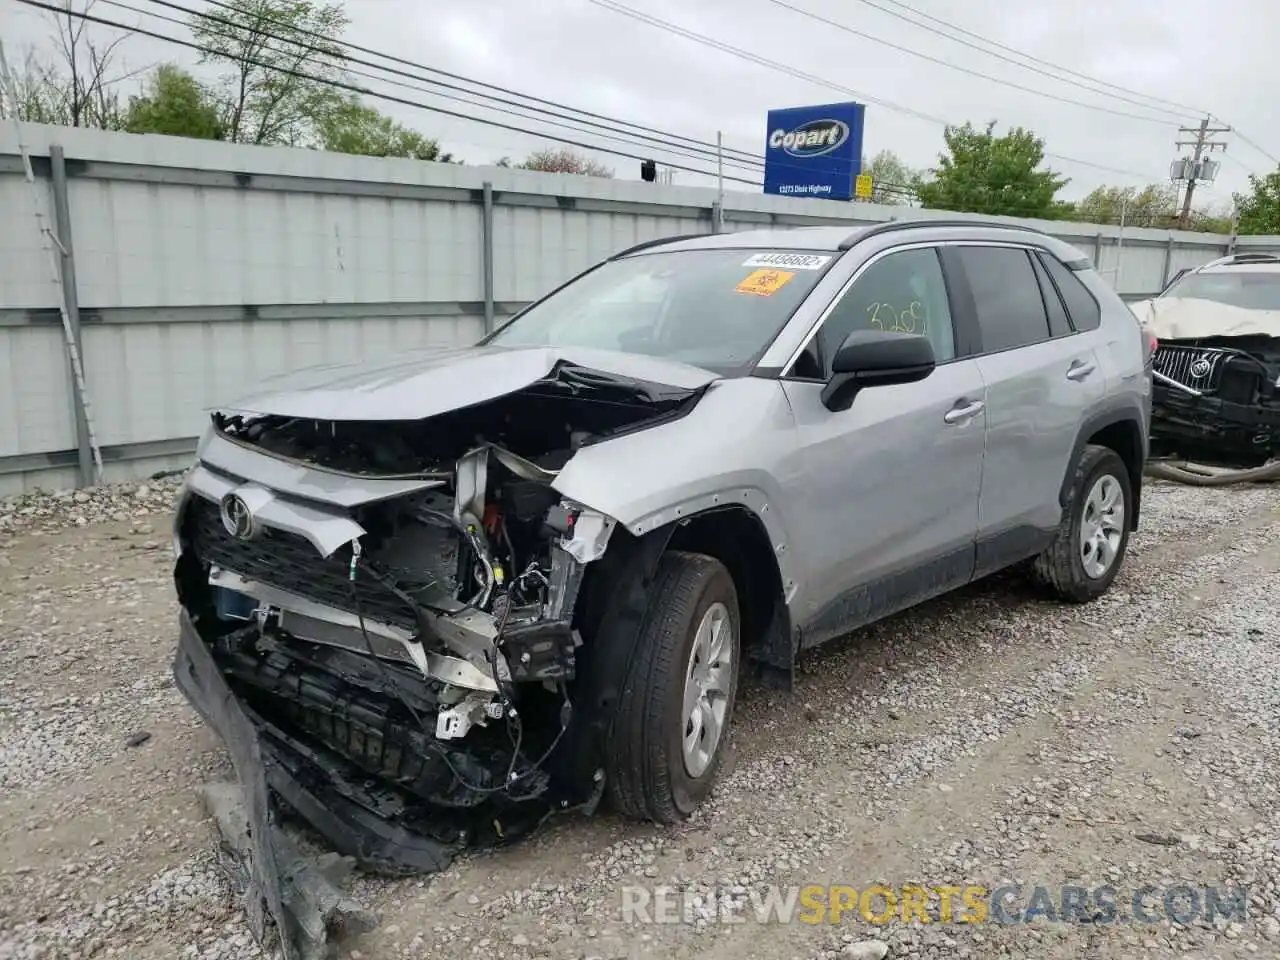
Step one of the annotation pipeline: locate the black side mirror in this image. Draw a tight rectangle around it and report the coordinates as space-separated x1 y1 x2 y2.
820 329 936 412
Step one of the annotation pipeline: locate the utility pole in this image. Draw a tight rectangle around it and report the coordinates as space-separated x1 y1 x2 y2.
1172 117 1231 228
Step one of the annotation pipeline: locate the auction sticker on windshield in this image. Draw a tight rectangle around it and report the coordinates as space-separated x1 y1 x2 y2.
742 252 833 270
736 269 796 297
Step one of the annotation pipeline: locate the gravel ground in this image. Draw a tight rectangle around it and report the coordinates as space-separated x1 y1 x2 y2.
0 477 1277 960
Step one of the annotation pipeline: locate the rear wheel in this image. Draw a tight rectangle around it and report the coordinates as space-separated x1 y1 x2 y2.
605 551 740 823
1031 444 1132 602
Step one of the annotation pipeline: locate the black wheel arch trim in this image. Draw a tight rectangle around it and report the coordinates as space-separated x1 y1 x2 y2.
1060 403 1148 530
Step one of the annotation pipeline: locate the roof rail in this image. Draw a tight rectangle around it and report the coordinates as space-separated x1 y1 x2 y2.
1225 252 1280 263
1197 251 1280 270
837 217 1050 250
609 232 709 259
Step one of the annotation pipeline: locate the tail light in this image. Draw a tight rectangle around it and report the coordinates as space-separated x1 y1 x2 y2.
1142 326 1158 364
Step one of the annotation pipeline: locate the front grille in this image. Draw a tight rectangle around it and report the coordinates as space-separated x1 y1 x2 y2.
1153 345 1232 393
185 495 418 629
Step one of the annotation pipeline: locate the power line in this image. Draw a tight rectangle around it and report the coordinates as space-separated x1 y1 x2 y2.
585 0 1157 182
851 0 1208 120
103 0 780 178
123 0 770 169
1227 128 1279 169
842 0 1279 177
12 0 782 185
1221 150 1262 178
760 0 1179 126
585 0 948 126
12 0 1160 204
179 0 770 167
867 0 1280 170
120 0 922 191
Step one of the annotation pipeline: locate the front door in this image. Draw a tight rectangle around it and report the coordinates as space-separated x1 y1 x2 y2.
779 245 987 647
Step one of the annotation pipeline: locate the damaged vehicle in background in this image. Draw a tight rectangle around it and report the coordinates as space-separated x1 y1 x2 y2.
171 219 1151 902
1131 252 1280 474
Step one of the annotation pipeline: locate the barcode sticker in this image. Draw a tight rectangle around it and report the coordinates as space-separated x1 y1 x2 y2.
742 252 833 270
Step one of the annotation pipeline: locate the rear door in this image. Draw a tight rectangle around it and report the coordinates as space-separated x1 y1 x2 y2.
943 244 1105 576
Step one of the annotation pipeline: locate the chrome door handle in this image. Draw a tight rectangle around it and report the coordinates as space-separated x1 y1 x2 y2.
1066 360 1097 381
944 400 985 424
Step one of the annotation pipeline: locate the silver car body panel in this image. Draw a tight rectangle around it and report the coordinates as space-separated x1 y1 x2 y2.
180 221 1146 651
197 428 446 504
186 463 368 558
778 357 987 638
550 376 803 595
226 344 719 422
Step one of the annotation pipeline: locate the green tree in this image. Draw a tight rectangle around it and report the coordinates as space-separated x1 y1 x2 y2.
123 64 223 139
316 98 453 160
1186 206 1233 235
1072 184 1177 228
1233 168 1280 235
914 121 1070 219
189 0 349 146
518 146 613 177
863 149 919 205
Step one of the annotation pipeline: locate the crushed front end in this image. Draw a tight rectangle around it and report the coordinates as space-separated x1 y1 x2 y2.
171 362 702 894
1150 336 1280 467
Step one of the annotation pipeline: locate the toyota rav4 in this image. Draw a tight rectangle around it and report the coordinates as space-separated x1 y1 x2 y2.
170 219 1151 882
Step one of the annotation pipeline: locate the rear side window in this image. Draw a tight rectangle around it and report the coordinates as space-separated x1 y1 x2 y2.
1029 254 1072 338
1038 252 1102 331
955 247 1051 353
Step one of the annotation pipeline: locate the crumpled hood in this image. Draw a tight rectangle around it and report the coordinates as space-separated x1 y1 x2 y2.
1131 297 1280 341
223 344 721 421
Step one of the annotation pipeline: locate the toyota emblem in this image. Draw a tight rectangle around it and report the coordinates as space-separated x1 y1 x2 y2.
1189 357 1212 379
219 493 258 540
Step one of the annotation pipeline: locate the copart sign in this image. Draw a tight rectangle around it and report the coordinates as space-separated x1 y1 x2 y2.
763 101 865 202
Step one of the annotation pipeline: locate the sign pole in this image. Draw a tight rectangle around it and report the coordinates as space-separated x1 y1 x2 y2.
716 131 725 233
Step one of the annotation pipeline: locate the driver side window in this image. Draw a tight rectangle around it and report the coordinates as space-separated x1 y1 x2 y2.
798 247 957 378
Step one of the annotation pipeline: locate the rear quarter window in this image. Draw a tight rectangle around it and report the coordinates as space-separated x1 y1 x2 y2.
1038 252 1102 332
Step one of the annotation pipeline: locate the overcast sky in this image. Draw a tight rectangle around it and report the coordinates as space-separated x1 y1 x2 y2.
4 0 1277 211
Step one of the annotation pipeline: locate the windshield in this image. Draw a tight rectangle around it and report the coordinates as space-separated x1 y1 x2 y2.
487 248 836 375
1160 270 1280 311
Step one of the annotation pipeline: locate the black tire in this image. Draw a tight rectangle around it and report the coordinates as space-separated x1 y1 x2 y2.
1031 444 1133 603
605 551 741 824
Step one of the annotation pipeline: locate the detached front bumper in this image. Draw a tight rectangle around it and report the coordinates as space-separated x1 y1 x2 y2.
174 611 466 875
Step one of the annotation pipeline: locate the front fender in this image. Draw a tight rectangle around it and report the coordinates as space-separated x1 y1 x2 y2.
550 378 803 600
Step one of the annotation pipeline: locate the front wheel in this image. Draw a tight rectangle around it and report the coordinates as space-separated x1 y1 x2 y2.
605 551 741 824
1031 444 1133 602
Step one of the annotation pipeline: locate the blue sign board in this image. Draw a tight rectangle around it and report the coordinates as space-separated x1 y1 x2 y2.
763 101 865 202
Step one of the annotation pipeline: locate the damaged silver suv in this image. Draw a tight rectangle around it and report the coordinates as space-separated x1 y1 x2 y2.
171 220 1150 877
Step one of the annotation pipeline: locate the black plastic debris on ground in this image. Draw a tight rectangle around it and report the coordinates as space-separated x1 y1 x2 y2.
172 613 578 958
201 783 376 960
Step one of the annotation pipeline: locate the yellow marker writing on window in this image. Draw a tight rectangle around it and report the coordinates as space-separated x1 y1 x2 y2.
736 269 796 297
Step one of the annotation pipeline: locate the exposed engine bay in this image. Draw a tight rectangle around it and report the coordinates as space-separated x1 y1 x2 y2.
1132 297 1280 468
171 361 708 905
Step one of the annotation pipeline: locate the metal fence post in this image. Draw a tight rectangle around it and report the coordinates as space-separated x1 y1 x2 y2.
1093 233 1103 272
481 181 495 334
49 145 94 488
1160 235 1174 289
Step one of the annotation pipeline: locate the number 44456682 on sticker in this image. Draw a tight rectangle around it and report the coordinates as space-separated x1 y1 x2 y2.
736 269 796 297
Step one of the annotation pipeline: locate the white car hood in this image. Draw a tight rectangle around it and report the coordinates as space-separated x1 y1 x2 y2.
1131 297 1280 340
